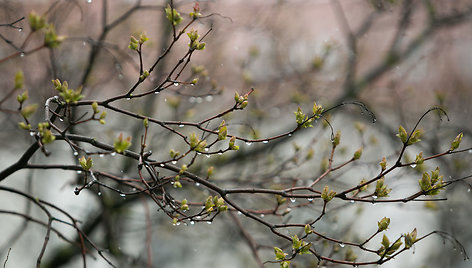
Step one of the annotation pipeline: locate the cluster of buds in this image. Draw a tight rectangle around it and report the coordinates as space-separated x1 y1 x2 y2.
52 79 83 103
187 29 206 50
234 91 249 108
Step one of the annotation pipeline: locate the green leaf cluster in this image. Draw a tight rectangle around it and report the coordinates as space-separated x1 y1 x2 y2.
165 4 183 26
189 132 207 152
52 79 83 103
113 133 131 153
418 167 445 195
377 234 402 257
374 177 391 197
321 185 336 202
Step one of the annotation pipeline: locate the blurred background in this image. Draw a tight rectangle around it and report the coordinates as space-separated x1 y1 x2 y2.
0 0 471 267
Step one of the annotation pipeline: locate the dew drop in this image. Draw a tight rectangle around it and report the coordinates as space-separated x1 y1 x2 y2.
176 222 181 226
290 198 296 203
18 28 23 32
468 149 472 154
97 191 102 196
87 0 92 3
111 152 116 156
372 195 378 199
196 216 202 220
178 124 184 128
77 170 82 174
207 221 212 225
20 53 25 57
206 154 211 158
189 97 196 103
350 200 355 204
118 74 123 80
154 91 160 95
99 154 104 158
196 152 202 155
172 160 177 164
246 142 252 146
468 188 471 193
29 131 35 136
196 97 203 103
126 97 131 101
120 193 126 197
237 211 242 215
410 164 417 168
204 147 209 152
218 152 223 155
82 41 87 46
173 82 179 87
260 214 265 218
190 221 195 225
195 182 200 187
288 133 292 137
205 95 213 102
307 198 313 202
159 163 165 167
339 243 345 248
73 151 79 156
262 140 269 144
59 118 64 122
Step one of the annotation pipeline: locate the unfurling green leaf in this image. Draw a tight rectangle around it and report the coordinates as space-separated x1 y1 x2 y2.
418 167 444 195
113 133 132 153
374 177 391 197
28 11 46 31
229 136 239 150
79 156 93 171
20 104 37 118
408 129 422 145
14 70 24 89
333 131 341 147
274 247 287 261
404 228 417 249
321 185 336 202
415 152 424 165
17 91 28 104
379 157 387 171
353 147 363 160
396 125 408 144
44 24 65 48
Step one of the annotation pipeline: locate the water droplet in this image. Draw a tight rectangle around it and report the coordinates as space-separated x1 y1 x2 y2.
206 154 210 158
204 147 209 152
111 152 116 156
120 193 126 197
468 188 471 193
126 97 131 100
196 97 203 103
99 154 104 158
307 198 313 202
217 152 223 155
172 160 177 164
290 198 296 203
196 216 202 220
189 97 196 103
118 74 123 80
372 195 378 199
77 170 82 174
20 53 25 57
195 182 200 187
97 191 102 196
353 265 358 267
178 124 184 128
87 0 92 3
410 164 417 168
205 95 213 102
237 211 242 215
260 214 265 218
176 222 181 226
59 118 64 122
18 28 23 32
73 151 79 156
468 149 472 154
190 221 195 225
350 200 355 204
159 163 165 167
246 142 252 146
207 221 212 225
82 41 87 46
154 91 159 95
29 131 35 136
262 140 269 144
339 243 345 248
196 152 202 155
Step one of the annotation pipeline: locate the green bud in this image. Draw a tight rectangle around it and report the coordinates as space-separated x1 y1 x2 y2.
99 111 107 119
419 172 431 192
143 117 149 128
229 136 239 150
333 131 341 147
180 199 189 211
14 70 24 89
28 11 46 31
450 132 463 151
179 164 187 175
139 33 149 44
17 91 28 104
20 104 37 118
207 166 214 177
218 120 227 140
374 177 391 197
165 4 183 26
353 147 363 160
92 102 99 114
18 122 31 130
404 228 417 249
174 181 182 188
99 119 106 125
304 224 313 235
379 157 387 171
191 78 199 85
44 24 65 48
377 217 390 232
408 129 422 145
274 247 287 261
415 152 424 165
292 235 301 250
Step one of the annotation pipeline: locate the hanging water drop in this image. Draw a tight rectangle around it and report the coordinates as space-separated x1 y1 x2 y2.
59 118 64 122
20 53 25 57
77 170 82 174
372 195 378 199
468 188 471 193
262 140 269 144
82 41 87 46
350 200 355 204
120 193 126 197
196 97 203 103
410 164 417 168
205 95 213 102
237 211 242 215
73 151 79 156
159 163 165 167
339 243 345 248
176 222 181 226
195 182 200 187
288 133 292 137
172 160 177 164
206 154 210 158
468 149 472 154
260 214 265 218
204 147 209 152
217 152 223 155
245 142 252 146
29 131 35 136
173 82 179 87
97 191 102 196
154 91 159 95
99 154 104 158
190 221 195 225
18 28 23 32
111 152 116 156
207 221 212 225
290 198 296 203
307 198 313 202
178 124 184 128
126 97 131 101
87 0 92 3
